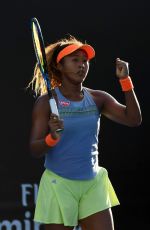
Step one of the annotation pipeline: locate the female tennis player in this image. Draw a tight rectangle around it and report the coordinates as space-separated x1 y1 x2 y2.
28 35 142 230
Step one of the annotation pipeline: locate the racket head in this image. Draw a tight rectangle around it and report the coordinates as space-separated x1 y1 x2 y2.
30 17 60 121
31 17 52 97
31 18 48 75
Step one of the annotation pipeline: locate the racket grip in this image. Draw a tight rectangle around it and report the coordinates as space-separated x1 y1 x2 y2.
49 98 59 116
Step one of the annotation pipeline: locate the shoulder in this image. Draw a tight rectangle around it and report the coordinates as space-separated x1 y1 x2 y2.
32 93 50 117
84 87 112 108
34 93 49 104
84 87 107 96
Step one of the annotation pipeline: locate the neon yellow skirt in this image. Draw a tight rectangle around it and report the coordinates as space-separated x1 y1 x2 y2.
34 167 120 226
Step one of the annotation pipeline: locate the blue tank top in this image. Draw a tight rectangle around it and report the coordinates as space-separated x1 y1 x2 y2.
44 87 101 180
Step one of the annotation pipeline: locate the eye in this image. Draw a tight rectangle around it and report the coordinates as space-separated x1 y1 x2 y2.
72 58 79 62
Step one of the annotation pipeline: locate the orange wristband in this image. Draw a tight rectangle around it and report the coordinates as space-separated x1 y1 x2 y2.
45 134 60 147
119 76 134 92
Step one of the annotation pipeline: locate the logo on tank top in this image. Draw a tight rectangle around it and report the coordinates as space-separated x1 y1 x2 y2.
59 101 70 107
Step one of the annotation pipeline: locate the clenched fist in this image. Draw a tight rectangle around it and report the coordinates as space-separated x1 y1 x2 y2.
48 114 64 139
116 58 129 79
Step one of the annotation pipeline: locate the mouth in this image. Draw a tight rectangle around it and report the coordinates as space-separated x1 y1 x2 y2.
77 70 85 76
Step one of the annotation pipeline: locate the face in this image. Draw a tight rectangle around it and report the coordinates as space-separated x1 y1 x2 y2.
58 49 90 84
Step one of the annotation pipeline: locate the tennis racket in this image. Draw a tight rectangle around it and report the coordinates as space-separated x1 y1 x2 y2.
31 17 59 117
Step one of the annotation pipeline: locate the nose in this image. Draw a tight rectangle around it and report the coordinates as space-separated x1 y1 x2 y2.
79 62 85 69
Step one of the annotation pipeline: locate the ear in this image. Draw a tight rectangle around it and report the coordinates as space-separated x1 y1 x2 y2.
57 63 63 71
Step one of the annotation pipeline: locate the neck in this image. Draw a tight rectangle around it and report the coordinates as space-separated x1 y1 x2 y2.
59 83 84 101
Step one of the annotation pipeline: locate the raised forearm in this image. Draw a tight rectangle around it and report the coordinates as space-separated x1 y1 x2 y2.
124 89 142 126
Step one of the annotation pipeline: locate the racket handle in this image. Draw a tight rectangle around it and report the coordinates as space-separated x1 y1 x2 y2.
49 98 59 116
49 98 63 133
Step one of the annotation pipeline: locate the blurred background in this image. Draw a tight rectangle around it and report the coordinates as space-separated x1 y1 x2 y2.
0 0 149 229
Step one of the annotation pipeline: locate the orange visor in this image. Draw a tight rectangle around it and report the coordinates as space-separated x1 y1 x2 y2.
56 44 95 63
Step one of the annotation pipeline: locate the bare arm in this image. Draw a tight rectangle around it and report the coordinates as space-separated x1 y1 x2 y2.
88 58 142 126
29 96 50 158
29 95 64 158
101 89 141 126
